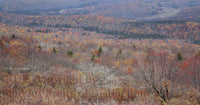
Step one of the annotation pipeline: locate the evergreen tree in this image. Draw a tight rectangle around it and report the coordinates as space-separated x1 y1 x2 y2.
11 34 16 39
116 49 122 58
67 50 73 56
177 52 183 60
98 46 103 57
53 47 57 53
133 44 136 48
38 45 42 52
38 45 42 49
91 54 95 62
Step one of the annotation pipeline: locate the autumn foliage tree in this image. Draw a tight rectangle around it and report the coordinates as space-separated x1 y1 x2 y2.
179 54 200 92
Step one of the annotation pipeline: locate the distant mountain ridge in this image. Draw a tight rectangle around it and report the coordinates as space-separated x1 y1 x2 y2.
0 0 200 21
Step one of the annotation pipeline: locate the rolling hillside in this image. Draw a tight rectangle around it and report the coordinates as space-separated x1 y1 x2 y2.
0 0 200 21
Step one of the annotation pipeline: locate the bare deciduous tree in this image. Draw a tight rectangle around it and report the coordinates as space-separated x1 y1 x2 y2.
137 51 179 102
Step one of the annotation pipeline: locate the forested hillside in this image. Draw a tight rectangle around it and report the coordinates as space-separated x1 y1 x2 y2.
0 0 200 105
